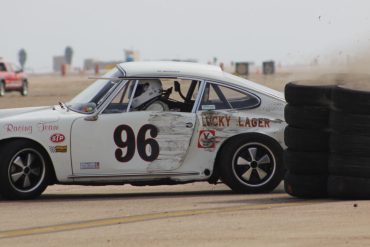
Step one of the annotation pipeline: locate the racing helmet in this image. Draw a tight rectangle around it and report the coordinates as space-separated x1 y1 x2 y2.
131 79 163 108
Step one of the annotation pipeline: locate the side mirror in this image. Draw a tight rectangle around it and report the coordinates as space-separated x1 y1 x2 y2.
174 81 180 92
15 69 23 73
84 114 98 121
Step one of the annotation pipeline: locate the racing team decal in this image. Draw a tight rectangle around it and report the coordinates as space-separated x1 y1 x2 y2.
38 121 59 132
50 133 65 143
198 130 216 148
3 124 32 134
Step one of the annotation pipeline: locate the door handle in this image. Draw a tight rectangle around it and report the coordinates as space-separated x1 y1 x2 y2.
185 122 193 128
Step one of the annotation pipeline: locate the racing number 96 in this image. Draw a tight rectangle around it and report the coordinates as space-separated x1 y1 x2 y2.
113 124 160 162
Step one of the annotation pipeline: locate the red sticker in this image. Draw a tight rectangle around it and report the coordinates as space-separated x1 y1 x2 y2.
198 130 216 148
50 133 65 143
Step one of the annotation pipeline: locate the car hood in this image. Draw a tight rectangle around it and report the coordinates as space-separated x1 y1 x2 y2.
0 106 53 120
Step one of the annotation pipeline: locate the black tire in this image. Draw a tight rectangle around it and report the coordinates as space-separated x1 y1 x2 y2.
0 81 5 96
329 154 370 178
284 82 334 106
218 133 285 193
0 140 51 200
284 126 329 151
284 149 328 175
284 172 327 198
330 110 370 136
21 79 28 96
330 132 370 156
328 175 370 199
332 85 370 114
284 105 329 129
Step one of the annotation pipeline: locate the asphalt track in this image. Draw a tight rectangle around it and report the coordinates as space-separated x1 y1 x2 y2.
0 197 324 239
1 183 369 247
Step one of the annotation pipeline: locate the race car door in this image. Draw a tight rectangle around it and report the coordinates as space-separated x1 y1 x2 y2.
70 80 198 176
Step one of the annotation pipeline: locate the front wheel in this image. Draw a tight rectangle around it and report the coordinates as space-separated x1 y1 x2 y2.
0 140 51 200
218 134 284 193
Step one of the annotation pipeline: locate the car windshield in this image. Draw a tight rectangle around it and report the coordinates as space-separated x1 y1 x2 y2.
68 68 124 113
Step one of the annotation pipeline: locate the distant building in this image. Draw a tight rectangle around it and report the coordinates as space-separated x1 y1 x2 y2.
53 56 66 72
235 62 250 76
83 58 95 71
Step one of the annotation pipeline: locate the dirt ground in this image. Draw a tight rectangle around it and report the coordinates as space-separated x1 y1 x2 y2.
0 72 369 246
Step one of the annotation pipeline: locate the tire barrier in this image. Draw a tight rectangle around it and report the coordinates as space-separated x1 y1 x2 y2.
285 81 370 199
284 150 328 175
328 176 370 199
284 126 329 152
285 105 329 129
284 82 334 198
285 81 333 107
284 172 328 198
332 85 370 114
328 85 370 198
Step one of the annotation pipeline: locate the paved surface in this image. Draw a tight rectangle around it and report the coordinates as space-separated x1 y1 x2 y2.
0 183 369 247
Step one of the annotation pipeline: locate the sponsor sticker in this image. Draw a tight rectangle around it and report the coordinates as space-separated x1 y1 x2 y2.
49 145 67 153
50 133 65 143
201 105 216 111
80 162 100 170
198 130 216 148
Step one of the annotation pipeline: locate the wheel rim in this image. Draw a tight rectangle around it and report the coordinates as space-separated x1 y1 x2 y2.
8 148 46 193
232 142 276 187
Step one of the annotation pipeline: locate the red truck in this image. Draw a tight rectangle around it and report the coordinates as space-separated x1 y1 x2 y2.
0 58 28 96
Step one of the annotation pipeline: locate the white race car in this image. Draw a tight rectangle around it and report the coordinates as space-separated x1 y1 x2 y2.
0 62 286 199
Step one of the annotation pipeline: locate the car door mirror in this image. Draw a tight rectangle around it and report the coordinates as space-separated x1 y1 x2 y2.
15 69 23 73
84 114 99 121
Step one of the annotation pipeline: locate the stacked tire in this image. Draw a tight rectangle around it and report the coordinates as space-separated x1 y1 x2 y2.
329 85 370 199
283 82 334 198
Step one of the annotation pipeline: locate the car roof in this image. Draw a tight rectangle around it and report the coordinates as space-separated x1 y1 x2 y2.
118 61 224 80
117 61 284 100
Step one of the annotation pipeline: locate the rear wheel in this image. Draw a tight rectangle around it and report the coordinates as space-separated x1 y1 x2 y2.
21 79 28 96
0 140 51 200
218 134 284 193
0 81 5 96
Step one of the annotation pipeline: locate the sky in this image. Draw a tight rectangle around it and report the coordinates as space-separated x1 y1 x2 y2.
1 0 370 72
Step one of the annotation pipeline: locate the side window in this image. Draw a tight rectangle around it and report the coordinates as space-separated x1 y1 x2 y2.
128 78 201 113
200 83 232 110
103 80 135 114
199 83 260 111
165 79 201 112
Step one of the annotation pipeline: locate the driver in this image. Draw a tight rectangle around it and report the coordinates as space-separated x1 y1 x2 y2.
130 79 169 111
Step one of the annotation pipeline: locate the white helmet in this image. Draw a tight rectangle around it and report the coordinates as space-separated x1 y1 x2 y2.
131 79 163 108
